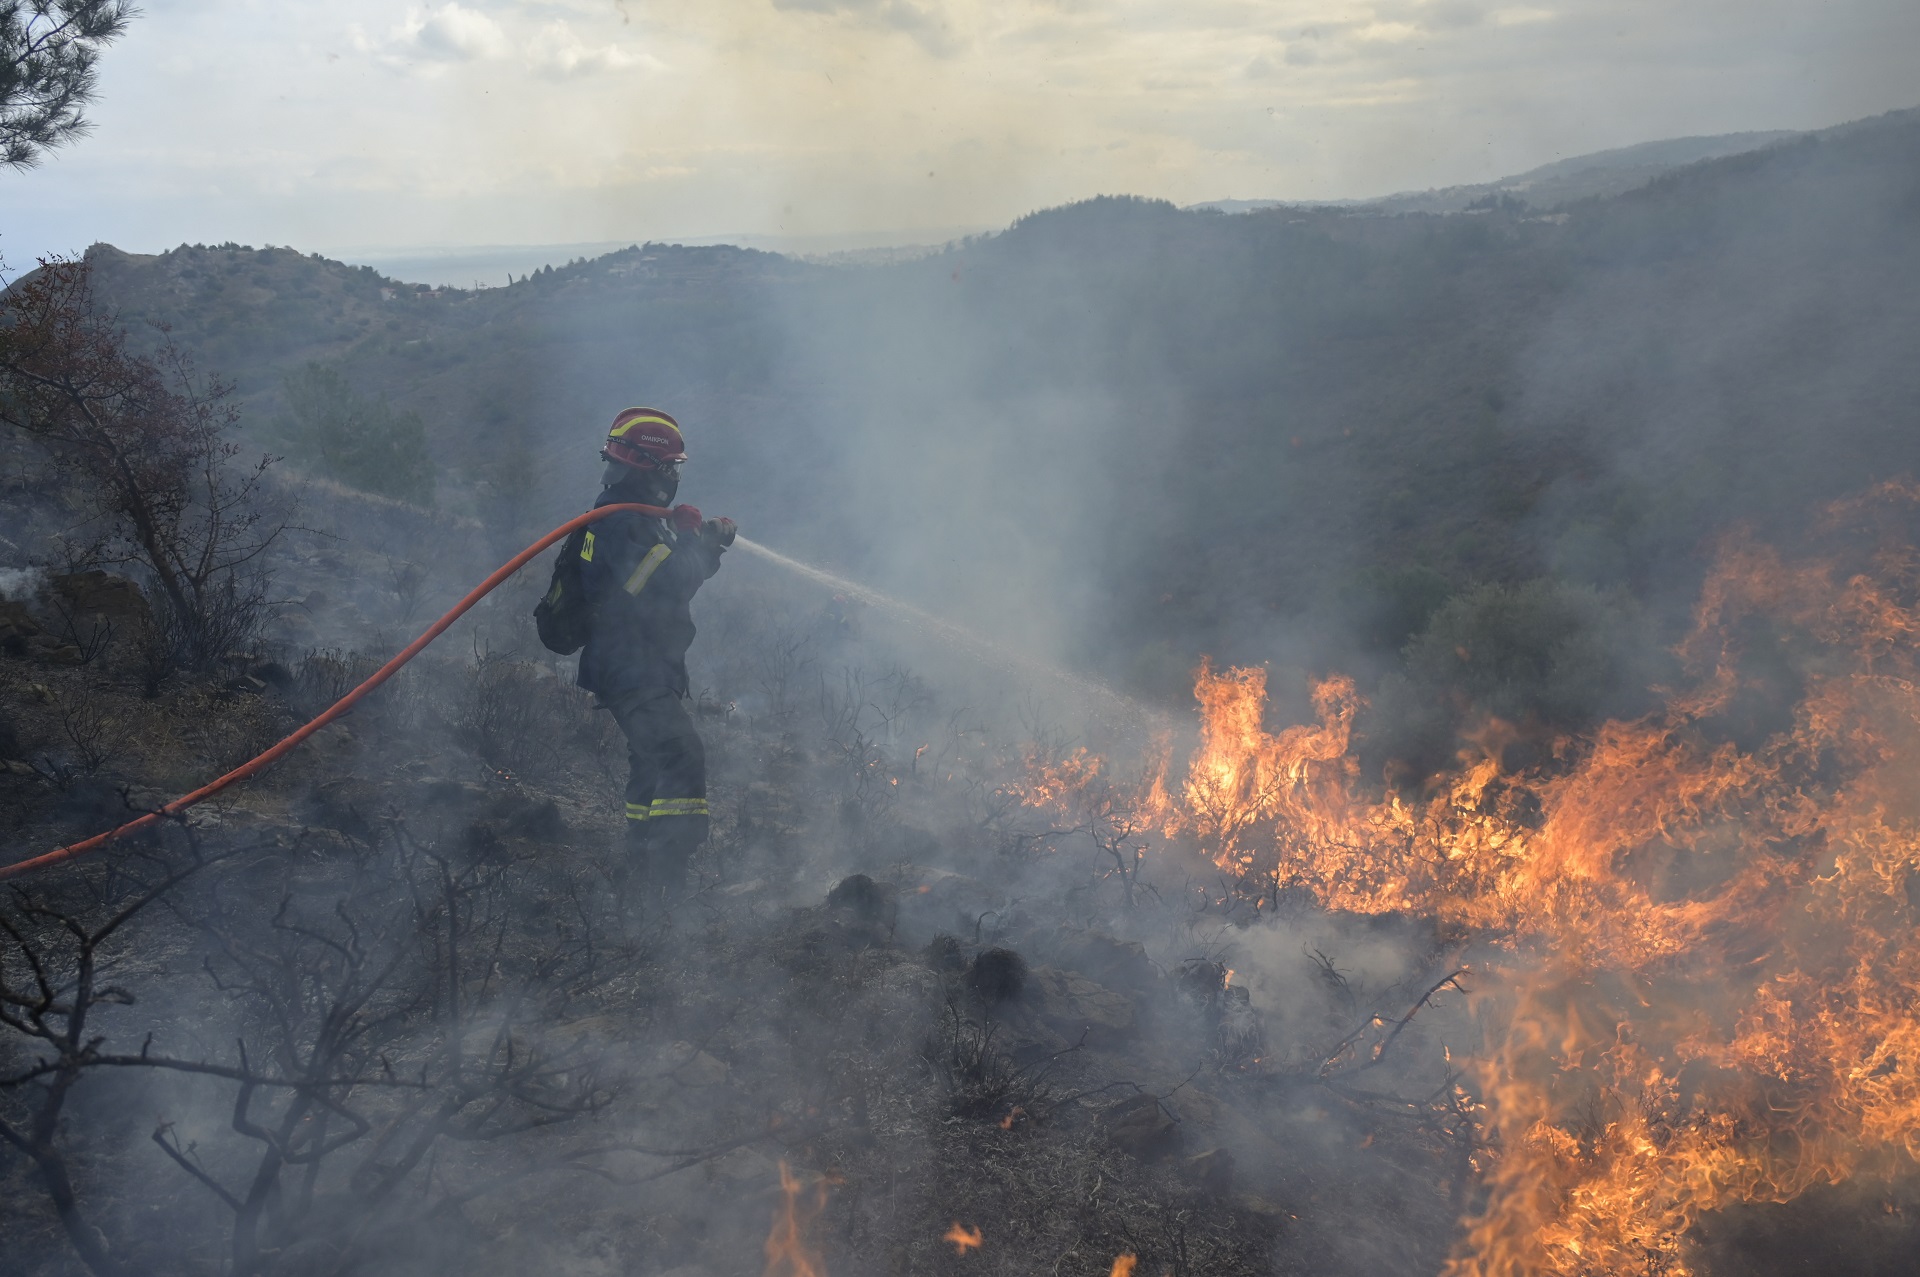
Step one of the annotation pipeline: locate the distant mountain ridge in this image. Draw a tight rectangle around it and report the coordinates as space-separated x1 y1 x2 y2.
56 104 1920 706
1192 128 1800 216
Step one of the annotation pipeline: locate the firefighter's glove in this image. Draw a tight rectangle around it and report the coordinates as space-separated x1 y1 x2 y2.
669 504 704 534
701 517 737 550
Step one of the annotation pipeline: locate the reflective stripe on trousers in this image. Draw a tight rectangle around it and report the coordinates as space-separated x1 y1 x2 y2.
626 797 711 823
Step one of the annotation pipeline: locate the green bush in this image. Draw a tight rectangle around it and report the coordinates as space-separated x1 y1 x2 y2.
281 362 434 504
1363 578 1667 779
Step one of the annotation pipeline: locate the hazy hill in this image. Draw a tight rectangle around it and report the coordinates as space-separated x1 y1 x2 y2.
70 106 1920 732
1190 127 1800 216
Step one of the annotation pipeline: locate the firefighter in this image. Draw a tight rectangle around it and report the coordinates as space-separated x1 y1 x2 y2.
576 407 735 907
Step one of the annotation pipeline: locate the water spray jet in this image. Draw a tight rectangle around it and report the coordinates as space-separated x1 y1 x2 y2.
733 536 1159 728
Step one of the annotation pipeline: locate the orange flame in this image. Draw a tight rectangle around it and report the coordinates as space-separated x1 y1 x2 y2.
1017 483 1920 1276
943 1222 984 1255
1006 745 1104 807
1109 1255 1137 1277
763 1160 829 1277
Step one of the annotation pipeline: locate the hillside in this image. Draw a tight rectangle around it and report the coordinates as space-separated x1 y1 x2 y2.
66 106 1920 735
8 104 1920 1277
1192 129 1799 217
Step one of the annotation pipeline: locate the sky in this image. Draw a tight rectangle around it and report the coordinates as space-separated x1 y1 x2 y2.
5 0 1918 266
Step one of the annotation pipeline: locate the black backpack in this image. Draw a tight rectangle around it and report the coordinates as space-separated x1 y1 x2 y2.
533 528 592 655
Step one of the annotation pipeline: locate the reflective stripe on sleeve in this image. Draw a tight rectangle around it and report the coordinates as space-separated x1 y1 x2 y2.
624 544 672 594
581 531 596 562
624 802 650 822
647 797 710 817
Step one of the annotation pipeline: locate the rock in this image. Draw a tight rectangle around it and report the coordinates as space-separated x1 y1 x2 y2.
251 660 294 689
665 1043 729 1088
225 674 268 694
1168 1087 1222 1129
48 570 149 627
1099 1092 1181 1160
1024 965 1134 1043
0 599 43 653
1051 925 1157 994
898 865 1006 935
1186 1147 1236 1196
33 640 84 665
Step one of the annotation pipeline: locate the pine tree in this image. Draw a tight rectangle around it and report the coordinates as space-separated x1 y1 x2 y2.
1 1 135 171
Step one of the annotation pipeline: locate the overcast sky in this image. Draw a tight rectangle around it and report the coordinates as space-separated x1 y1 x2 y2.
6 0 1917 265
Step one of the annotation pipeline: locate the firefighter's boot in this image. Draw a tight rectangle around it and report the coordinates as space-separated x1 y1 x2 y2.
643 802 708 908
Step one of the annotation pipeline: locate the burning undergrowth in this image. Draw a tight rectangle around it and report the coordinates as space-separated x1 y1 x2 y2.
8 477 1920 1277
1013 480 1920 1275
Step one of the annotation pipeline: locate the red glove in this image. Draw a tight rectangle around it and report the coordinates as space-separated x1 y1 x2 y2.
669 504 703 533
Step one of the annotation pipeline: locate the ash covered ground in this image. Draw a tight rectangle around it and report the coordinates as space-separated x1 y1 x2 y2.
0 482 1489 1277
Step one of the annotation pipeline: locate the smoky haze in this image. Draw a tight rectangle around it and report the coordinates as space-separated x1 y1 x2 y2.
6 41 1920 1277
507 106 1920 735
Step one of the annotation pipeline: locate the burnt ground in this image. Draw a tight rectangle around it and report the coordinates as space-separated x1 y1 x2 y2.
3 484 1916 1277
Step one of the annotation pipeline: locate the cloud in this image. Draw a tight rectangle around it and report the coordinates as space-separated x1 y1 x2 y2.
358 4 656 78
769 0 961 57
403 3 512 62
528 20 654 78
1425 1 1484 28
15 0 1920 267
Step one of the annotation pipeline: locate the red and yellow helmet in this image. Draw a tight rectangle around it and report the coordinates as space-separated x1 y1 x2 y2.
602 407 688 472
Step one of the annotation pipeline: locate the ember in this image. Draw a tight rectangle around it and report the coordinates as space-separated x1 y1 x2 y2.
944 1222 984 1254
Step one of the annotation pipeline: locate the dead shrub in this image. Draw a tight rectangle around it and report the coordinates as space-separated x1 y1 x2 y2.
921 1000 1065 1122
457 648 592 782
30 686 122 789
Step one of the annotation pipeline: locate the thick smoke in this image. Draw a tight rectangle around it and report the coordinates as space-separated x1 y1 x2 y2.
4 102 1919 1277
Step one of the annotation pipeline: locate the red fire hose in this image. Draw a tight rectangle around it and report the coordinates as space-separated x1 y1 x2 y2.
0 503 670 882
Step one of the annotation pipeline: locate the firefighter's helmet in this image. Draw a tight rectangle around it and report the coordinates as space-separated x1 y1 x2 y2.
602 407 688 472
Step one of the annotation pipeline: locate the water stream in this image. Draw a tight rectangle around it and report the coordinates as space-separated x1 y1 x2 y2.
733 536 1162 728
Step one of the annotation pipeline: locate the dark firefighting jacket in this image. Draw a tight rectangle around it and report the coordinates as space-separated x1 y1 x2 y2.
575 485 724 700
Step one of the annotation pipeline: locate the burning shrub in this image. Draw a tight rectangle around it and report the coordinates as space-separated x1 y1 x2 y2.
1366 576 1661 777
1015 484 1920 1276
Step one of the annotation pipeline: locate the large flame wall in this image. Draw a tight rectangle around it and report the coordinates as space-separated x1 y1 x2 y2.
1055 485 1920 1275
